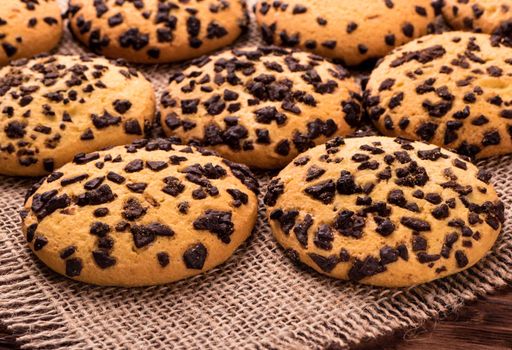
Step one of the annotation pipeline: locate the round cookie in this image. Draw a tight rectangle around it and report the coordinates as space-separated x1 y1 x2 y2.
365 32 512 160
0 54 156 176
68 0 248 64
442 0 512 37
21 139 259 286
264 136 504 287
160 46 363 169
0 0 63 66
254 0 437 66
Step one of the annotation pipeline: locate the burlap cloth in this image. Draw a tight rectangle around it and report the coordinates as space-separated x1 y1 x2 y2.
1 2 511 349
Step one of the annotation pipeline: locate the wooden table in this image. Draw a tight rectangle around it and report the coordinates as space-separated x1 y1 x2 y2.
1 286 511 349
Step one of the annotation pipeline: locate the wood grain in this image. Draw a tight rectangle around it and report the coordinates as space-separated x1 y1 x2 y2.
1 286 511 349
351 286 512 350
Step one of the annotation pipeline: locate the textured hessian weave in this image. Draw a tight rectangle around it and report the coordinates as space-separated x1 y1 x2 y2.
0 1 511 349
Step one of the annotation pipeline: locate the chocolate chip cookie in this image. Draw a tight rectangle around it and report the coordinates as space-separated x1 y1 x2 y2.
0 0 63 66
254 0 437 66
442 0 512 39
365 32 512 159
68 0 249 63
0 54 156 176
21 139 259 286
265 136 503 287
160 46 363 169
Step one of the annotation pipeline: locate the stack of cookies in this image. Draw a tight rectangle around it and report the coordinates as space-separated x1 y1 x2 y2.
0 0 509 288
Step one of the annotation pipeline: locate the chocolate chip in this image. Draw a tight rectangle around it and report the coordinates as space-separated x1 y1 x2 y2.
92 112 121 129
108 13 123 27
33 236 48 251
93 232 111 248
181 99 200 114
92 250 116 269
416 122 438 141
348 256 385 281
380 246 399 265
157 252 170 267
124 159 144 172
80 129 94 140
126 183 147 193
2 43 17 57
455 250 469 267
425 193 442 204
193 210 234 244
412 235 427 251
46 172 64 183
293 214 313 248
314 224 334 250
90 222 111 237
93 207 109 217
477 169 492 184
65 258 83 277
146 161 168 171
336 170 360 195
304 180 336 204
308 253 340 272
115 221 129 232
227 189 248 207
431 204 450 220
376 219 395 236
74 153 100 165
306 165 326 181
334 210 366 238
122 198 147 221
106 171 125 184
183 243 207 269
162 176 185 196
130 223 174 248
294 156 310 166
271 209 299 234
26 223 37 242
61 174 89 187
400 217 431 231
77 184 115 206
113 99 132 114
387 189 407 207
264 179 284 206
275 139 290 156
416 252 440 264
170 155 187 165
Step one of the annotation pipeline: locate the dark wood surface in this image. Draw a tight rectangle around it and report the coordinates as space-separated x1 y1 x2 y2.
353 286 512 350
1 286 511 349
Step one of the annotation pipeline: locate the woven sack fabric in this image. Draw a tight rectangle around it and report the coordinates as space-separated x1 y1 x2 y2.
0 1 511 349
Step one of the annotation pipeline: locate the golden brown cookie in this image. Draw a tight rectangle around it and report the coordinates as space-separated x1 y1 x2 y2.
0 0 63 66
160 46 363 169
264 136 503 287
68 0 248 63
21 139 259 286
254 0 437 66
0 54 156 176
365 32 512 159
442 0 512 37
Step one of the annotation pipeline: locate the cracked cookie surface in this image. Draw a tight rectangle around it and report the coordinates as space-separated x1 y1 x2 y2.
21 139 259 286
366 32 512 159
68 0 248 63
0 54 156 176
160 46 363 169
0 0 62 66
265 136 503 287
254 0 437 66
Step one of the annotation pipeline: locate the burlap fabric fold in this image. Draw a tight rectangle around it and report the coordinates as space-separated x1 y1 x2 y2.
1 1 511 349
